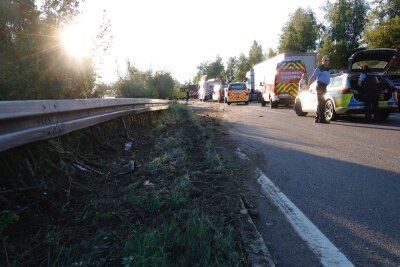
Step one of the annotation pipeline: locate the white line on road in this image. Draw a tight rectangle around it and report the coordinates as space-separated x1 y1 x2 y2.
236 149 353 267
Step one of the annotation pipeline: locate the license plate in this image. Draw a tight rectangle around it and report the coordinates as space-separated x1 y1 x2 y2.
279 93 289 97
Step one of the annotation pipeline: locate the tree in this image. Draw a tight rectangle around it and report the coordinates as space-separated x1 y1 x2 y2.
225 57 237 83
364 16 400 51
318 0 369 68
234 53 250 82
367 0 400 24
265 48 277 59
278 8 319 53
150 71 175 99
363 0 400 71
248 40 264 66
207 56 225 81
0 0 40 99
192 56 225 84
115 62 176 99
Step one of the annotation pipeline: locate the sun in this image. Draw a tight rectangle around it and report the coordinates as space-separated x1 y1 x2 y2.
60 24 92 58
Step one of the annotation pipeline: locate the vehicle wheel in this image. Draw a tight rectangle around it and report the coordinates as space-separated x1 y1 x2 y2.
376 110 390 121
325 99 337 121
227 102 231 105
261 96 267 107
270 101 278 108
294 100 307 116
245 101 249 105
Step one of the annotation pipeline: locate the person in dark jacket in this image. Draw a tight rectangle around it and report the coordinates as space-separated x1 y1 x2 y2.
307 55 343 124
186 88 190 103
358 65 380 121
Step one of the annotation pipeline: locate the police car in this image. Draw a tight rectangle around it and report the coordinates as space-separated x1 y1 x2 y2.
294 49 398 121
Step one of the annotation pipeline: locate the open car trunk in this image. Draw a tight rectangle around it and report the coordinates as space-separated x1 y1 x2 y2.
349 74 394 102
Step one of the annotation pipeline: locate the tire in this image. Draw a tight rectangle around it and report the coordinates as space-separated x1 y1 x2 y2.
294 100 307 116
245 101 249 105
261 96 267 107
325 99 337 121
227 102 231 105
270 101 278 108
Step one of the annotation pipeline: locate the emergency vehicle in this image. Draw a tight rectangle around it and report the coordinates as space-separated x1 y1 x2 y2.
177 87 187 99
198 76 222 101
188 84 198 98
225 82 249 105
259 60 307 108
246 53 316 105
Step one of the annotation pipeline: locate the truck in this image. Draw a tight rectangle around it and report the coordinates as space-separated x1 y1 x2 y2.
198 75 223 101
246 53 317 106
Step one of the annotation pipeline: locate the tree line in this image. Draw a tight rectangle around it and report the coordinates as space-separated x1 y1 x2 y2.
193 0 400 84
1 0 398 100
0 0 177 100
0 0 97 100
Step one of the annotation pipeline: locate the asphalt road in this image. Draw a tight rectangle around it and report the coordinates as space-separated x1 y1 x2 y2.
188 100 400 267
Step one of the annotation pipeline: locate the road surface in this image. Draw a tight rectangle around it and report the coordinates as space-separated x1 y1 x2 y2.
189 100 400 267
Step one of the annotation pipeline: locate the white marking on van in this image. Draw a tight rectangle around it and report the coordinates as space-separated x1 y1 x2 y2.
236 149 353 267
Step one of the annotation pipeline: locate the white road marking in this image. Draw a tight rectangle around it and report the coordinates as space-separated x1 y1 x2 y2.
236 149 354 267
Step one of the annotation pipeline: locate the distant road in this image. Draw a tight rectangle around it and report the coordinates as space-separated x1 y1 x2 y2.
189 100 400 267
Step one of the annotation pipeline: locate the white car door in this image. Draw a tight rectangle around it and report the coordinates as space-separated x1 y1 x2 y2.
302 83 318 112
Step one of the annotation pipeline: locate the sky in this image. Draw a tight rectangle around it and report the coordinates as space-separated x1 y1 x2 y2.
68 0 327 84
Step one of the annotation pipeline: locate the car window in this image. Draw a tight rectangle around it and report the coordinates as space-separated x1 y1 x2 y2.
327 78 334 87
229 84 246 90
309 81 317 93
352 60 388 70
331 77 343 87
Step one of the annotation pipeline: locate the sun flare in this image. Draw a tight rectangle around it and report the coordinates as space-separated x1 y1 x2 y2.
60 25 92 58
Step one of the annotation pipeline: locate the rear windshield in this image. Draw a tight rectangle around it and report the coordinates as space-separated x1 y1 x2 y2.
352 60 388 70
229 84 246 90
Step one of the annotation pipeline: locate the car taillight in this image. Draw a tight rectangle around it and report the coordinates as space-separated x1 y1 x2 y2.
342 88 352 94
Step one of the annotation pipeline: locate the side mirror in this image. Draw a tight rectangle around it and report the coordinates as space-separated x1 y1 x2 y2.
259 82 263 86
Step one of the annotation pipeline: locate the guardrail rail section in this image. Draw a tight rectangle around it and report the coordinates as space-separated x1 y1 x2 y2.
0 98 171 153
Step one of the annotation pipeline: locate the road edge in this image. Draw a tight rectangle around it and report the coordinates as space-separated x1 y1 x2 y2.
239 197 276 267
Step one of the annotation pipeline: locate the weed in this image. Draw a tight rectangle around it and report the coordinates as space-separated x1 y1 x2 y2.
148 192 161 214
170 187 188 209
127 190 146 209
0 211 19 235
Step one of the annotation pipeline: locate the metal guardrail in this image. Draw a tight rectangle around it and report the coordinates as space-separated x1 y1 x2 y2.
0 98 172 153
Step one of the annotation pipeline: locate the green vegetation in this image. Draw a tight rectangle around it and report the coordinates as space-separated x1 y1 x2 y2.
0 0 179 100
0 0 98 100
0 104 246 266
278 8 319 53
193 0 400 83
115 62 178 99
318 0 369 68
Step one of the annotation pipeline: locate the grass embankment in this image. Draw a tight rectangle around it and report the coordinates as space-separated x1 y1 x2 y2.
0 103 246 266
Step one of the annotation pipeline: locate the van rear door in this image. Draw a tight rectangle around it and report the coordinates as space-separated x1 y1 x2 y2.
275 61 306 99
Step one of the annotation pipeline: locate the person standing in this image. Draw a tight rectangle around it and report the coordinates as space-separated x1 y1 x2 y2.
185 88 190 103
358 65 380 121
298 73 308 92
307 56 343 123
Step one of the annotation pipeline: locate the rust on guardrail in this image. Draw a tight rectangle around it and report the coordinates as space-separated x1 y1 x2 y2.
0 98 171 153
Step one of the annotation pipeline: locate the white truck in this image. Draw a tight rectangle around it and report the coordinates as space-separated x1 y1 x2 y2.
198 75 223 101
246 53 317 99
